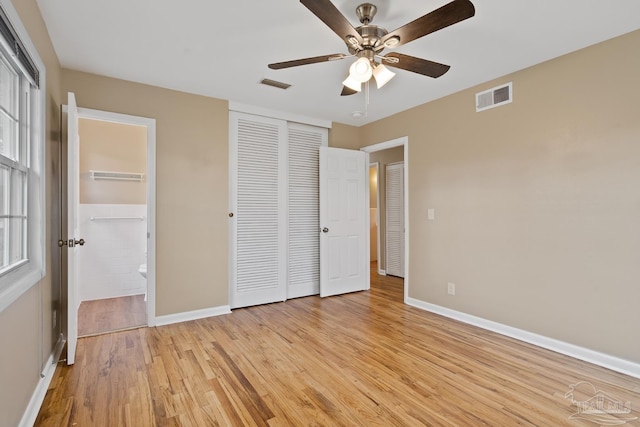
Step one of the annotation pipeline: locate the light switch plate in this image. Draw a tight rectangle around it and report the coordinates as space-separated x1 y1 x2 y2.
427 208 435 220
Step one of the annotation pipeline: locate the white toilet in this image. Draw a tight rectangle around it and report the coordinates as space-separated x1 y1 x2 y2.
138 263 147 278
139 252 147 301
139 251 147 278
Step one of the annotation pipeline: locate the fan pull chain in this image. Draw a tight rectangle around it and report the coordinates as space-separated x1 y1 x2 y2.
364 80 370 117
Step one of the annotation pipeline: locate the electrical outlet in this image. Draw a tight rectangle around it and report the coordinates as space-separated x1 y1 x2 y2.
447 282 455 295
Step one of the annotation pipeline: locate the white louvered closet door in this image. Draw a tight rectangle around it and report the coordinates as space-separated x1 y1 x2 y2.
385 162 405 278
230 112 287 308
287 123 327 299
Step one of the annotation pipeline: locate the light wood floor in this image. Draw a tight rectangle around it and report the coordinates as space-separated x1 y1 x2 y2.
78 294 147 337
37 268 640 426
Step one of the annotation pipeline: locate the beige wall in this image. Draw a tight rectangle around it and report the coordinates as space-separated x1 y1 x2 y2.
369 165 378 209
369 146 404 273
329 121 362 149
369 166 378 261
360 30 640 363
62 70 230 316
79 118 147 204
0 0 62 425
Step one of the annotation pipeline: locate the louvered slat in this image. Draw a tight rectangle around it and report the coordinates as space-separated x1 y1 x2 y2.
386 163 404 278
287 125 326 297
236 118 281 293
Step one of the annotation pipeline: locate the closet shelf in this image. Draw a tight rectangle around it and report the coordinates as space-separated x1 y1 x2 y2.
90 170 145 181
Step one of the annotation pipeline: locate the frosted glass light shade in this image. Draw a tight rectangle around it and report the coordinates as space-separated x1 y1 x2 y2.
349 57 373 83
372 64 395 88
342 74 362 92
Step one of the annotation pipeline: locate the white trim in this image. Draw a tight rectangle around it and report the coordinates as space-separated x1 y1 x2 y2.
0 269 43 312
229 102 332 129
75 107 157 326
0 0 47 313
360 137 407 153
18 351 57 427
361 136 409 301
406 297 640 379
155 305 232 327
364 155 371 290
369 162 381 268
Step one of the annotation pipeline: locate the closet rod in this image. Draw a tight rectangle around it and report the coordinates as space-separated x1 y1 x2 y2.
90 216 145 221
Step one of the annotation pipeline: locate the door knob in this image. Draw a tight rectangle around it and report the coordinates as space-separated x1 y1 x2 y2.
322 227 329 233
59 238 86 247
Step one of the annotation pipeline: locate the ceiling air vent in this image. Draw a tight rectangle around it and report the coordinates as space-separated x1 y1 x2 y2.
476 82 512 112
260 78 291 90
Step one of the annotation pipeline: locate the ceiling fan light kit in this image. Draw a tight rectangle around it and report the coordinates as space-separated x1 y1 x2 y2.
268 0 475 97
350 57 373 83
372 63 395 89
342 74 362 92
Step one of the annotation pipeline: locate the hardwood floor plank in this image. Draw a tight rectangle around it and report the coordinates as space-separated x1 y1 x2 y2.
36 269 640 426
78 294 147 337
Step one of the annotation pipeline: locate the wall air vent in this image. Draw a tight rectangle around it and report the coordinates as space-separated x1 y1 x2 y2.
476 82 512 112
260 78 291 90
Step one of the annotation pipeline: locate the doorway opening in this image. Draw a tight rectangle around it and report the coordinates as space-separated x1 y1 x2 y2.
362 137 408 301
369 162 380 274
76 117 147 336
71 108 156 338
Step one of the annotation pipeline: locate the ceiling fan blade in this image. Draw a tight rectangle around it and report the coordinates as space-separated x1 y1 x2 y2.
383 53 451 78
341 86 358 96
268 53 347 70
300 0 363 46
381 0 475 48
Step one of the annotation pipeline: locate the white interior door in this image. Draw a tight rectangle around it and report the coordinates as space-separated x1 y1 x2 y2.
66 92 80 365
319 147 369 297
385 162 405 278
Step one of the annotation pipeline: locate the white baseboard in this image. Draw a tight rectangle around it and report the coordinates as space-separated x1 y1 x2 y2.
19 351 58 427
155 305 231 327
378 269 386 276
406 297 640 379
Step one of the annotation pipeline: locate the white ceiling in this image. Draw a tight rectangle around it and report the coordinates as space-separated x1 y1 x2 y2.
36 0 640 126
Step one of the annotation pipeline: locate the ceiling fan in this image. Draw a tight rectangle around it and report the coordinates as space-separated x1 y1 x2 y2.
268 0 475 96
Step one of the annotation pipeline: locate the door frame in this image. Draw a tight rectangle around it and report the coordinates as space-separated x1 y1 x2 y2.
369 162 381 271
361 137 409 302
74 107 157 325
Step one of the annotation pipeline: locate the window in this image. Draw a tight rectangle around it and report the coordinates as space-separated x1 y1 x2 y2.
0 0 45 312
0 54 28 272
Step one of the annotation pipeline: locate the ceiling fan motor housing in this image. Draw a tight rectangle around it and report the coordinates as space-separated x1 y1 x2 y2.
356 3 377 24
349 3 388 57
